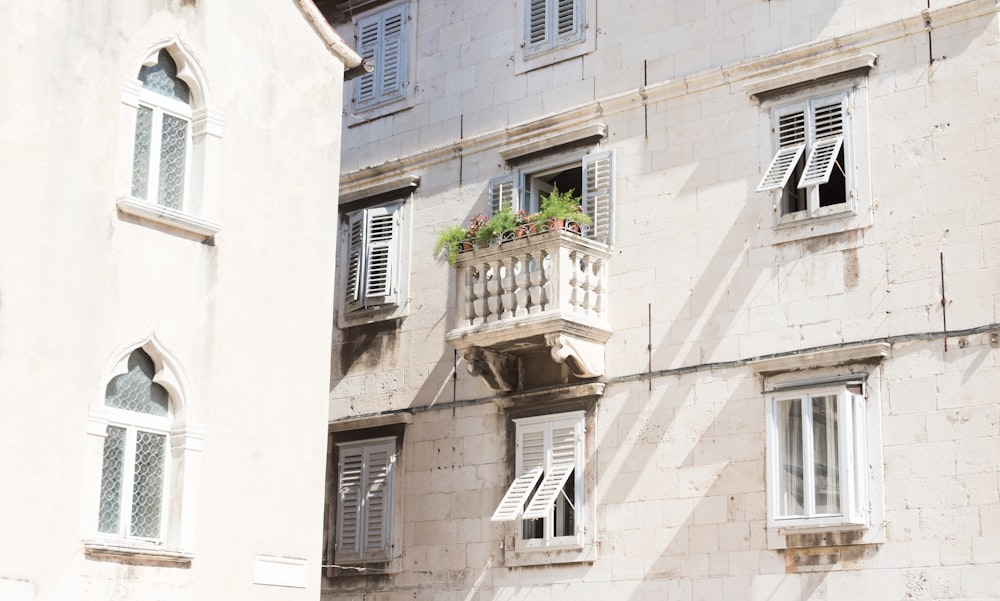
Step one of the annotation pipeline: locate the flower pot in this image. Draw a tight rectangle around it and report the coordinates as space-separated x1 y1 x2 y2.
515 222 539 238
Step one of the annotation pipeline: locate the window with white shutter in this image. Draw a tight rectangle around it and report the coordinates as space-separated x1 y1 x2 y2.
488 150 614 244
492 412 585 549
354 4 409 110
343 202 401 315
758 90 853 221
524 0 585 57
335 438 396 563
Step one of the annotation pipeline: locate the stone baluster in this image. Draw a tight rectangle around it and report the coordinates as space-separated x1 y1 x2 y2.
513 254 530 317
500 256 517 321
485 259 502 322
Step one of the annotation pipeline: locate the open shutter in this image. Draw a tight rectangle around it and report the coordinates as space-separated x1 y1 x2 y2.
345 210 367 313
521 420 580 520
491 426 546 521
582 150 614 243
354 14 380 107
361 440 394 560
757 110 806 192
378 5 408 103
336 446 364 562
844 391 868 526
797 100 846 188
488 173 521 216
363 204 399 307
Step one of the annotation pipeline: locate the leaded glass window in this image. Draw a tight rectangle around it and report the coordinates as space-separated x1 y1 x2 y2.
130 49 192 210
97 348 170 541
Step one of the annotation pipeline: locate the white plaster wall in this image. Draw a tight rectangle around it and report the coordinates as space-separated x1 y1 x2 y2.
0 1 348 599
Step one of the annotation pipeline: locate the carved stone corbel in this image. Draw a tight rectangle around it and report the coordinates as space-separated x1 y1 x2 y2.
545 333 605 378
464 348 519 391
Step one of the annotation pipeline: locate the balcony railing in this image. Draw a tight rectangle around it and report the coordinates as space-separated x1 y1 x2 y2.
446 228 611 389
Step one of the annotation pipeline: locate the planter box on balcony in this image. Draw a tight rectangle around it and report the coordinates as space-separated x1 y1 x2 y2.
446 228 611 391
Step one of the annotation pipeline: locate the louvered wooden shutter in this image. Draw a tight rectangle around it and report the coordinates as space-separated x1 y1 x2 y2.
344 210 366 312
582 150 614 243
797 99 845 188
522 419 581 520
757 110 806 192
354 15 380 107
336 439 395 563
488 173 521 216
526 0 548 48
554 0 582 43
491 425 546 521
363 204 399 306
354 5 408 108
336 445 364 561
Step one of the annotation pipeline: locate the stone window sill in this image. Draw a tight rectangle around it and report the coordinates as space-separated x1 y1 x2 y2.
117 196 222 238
83 539 194 567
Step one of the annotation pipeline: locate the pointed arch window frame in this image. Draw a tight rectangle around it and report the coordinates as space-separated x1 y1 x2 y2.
84 333 204 565
116 39 224 239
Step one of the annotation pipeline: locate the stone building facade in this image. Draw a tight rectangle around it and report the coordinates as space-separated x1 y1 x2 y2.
0 1 358 599
323 0 1000 599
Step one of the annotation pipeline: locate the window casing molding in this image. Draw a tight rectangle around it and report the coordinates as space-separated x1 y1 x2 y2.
84 332 204 564
493 408 596 566
115 39 223 238
756 78 872 244
754 355 886 550
348 2 415 123
515 0 595 74
338 196 410 327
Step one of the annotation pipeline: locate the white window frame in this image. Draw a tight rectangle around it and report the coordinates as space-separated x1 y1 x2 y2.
492 411 585 551
84 333 204 565
515 0 595 73
488 150 614 244
340 200 406 324
115 39 223 238
352 3 411 113
765 383 868 530
335 437 397 564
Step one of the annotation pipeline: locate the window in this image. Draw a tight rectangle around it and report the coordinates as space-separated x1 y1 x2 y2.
757 90 854 222
116 40 223 237
492 411 585 549
765 383 868 529
343 201 402 315
130 49 191 211
524 0 585 57
335 438 396 563
489 150 614 243
97 349 171 541
354 4 409 110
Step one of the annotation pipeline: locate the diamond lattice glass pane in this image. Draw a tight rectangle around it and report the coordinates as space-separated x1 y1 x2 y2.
97 426 126 534
105 349 169 416
157 115 188 210
130 106 153 200
130 430 166 539
138 49 191 103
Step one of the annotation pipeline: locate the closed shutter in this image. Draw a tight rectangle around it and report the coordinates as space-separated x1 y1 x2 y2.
522 419 580 520
336 438 395 563
354 5 408 108
526 0 548 48
797 99 845 188
363 204 399 306
336 445 364 561
757 110 806 192
344 211 366 312
491 425 546 521
582 150 614 243
488 173 522 216
554 0 581 43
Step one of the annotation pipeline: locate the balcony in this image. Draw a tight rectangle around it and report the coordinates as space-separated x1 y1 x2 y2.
446 228 612 391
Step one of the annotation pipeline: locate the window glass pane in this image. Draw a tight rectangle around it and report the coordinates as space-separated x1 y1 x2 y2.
812 394 841 515
776 398 804 517
105 350 169 416
130 106 153 200
97 425 126 534
553 472 575 537
157 114 188 210
138 49 191 103
130 430 166 539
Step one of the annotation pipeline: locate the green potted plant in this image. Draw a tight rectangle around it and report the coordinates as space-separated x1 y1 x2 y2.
538 185 592 233
475 207 519 247
433 224 470 266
